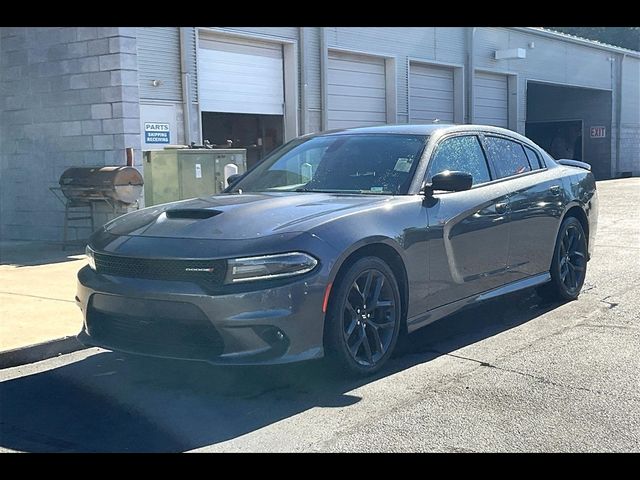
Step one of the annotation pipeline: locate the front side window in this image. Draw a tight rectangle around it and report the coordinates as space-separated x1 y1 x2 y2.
484 136 531 179
230 134 427 195
427 135 491 185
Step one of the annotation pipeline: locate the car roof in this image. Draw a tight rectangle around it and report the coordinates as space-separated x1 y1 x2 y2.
313 123 541 148
316 123 514 137
319 124 455 136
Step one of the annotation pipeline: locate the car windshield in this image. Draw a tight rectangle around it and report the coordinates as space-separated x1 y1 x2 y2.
229 134 427 195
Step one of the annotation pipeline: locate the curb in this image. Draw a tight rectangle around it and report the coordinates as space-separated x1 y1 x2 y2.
0 336 87 369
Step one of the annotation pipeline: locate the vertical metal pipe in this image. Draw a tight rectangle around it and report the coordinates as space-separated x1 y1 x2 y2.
615 53 625 177
466 27 476 124
125 147 134 166
299 27 309 135
320 27 328 131
179 27 192 145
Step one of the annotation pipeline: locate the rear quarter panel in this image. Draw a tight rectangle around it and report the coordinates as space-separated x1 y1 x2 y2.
506 164 597 276
560 167 598 260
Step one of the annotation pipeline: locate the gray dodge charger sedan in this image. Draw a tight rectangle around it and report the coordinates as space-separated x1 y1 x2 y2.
77 124 598 376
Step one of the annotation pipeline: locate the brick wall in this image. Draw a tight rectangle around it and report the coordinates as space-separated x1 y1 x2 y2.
0 27 143 241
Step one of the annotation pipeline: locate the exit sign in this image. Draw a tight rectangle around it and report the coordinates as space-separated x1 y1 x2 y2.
590 126 606 138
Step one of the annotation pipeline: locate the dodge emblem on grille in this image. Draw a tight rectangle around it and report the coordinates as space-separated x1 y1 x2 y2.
184 267 215 272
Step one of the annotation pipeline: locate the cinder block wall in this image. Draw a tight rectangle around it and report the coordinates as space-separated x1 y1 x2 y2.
619 127 640 175
0 27 142 241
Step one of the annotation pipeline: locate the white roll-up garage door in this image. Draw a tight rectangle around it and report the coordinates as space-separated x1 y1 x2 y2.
475 72 508 127
327 51 387 129
198 36 284 115
409 63 455 123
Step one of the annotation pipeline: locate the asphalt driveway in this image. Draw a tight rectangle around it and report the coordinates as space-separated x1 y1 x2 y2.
1 178 638 452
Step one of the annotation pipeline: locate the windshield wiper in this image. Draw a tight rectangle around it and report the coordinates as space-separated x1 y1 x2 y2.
356 190 392 195
294 188 362 194
294 188 391 195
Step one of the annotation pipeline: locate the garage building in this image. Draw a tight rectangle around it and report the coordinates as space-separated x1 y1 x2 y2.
1 27 639 241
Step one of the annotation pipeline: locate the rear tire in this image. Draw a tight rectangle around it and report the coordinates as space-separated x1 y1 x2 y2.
324 257 402 377
538 216 588 302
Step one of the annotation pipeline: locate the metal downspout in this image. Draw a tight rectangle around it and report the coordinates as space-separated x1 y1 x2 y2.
615 53 625 177
299 27 309 135
466 27 476 124
179 27 192 146
320 27 328 131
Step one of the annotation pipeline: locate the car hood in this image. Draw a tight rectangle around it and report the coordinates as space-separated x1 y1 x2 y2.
105 192 391 240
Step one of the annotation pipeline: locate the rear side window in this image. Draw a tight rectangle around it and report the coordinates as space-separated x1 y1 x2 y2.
427 135 491 185
523 145 543 170
484 136 531 178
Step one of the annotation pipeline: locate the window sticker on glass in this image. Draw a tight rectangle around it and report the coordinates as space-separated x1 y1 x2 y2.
370 186 384 193
394 157 413 172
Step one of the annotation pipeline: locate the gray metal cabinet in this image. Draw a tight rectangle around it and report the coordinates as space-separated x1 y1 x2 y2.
143 149 247 206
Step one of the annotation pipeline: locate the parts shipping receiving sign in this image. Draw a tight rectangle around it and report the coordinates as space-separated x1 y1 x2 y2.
144 122 170 144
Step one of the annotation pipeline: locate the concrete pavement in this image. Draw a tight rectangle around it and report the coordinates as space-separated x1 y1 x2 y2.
0 242 86 366
0 178 638 452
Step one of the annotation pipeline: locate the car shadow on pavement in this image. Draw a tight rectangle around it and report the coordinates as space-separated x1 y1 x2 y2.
0 288 562 452
0 242 85 267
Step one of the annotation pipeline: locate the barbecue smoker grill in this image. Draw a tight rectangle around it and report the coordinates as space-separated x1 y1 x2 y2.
51 166 143 247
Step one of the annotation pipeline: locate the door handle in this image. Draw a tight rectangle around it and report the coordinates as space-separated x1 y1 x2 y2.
495 202 509 214
549 185 561 196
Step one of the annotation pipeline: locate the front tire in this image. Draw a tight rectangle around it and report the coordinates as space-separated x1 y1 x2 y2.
325 257 402 377
538 216 588 302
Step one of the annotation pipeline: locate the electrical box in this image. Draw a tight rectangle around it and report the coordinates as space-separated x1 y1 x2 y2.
494 48 526 60
143 148 247 206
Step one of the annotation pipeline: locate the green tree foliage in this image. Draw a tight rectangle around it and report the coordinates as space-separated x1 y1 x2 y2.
548 27 640 51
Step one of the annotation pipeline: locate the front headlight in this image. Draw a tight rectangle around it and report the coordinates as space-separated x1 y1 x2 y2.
85 245 96 271
225 252 318 283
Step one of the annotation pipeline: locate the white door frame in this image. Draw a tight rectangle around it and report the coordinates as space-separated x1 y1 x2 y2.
475 68 519 131
323 46 398 130
407 58 465 124
196 28 299 142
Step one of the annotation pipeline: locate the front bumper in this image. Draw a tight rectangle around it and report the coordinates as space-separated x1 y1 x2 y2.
76 265 328 365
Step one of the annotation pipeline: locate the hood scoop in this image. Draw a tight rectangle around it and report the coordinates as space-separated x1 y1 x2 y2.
165 209 222 220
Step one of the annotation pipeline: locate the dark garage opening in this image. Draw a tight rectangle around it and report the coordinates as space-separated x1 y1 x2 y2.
526 120 583 161
201 112 284 169
526 82 612 180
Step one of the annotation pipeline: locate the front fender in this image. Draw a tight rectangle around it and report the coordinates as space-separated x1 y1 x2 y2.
310 196 428 320
324 235 408 285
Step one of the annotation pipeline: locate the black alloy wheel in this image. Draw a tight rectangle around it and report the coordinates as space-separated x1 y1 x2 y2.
540 216 588 301
326 257 401 376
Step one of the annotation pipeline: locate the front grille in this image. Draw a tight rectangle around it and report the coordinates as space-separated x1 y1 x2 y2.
86 296 224 359
94 251 227 288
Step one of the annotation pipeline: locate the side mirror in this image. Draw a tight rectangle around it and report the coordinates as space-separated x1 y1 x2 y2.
227 173 244 186
425 170 473 195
